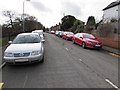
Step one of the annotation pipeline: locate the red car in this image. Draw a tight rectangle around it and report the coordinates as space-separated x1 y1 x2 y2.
72 33 102 49
62 32 74 40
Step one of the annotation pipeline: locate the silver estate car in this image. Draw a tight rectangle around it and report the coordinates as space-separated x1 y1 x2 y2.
4 33 44 64
32 30 45 43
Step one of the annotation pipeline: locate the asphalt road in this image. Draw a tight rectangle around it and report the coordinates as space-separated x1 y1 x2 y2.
2 33 118 88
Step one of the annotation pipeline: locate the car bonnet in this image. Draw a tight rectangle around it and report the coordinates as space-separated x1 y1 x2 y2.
5 43 42 53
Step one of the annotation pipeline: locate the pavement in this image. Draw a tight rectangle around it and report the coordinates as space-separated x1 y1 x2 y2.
0 45 8 65
102 46 119 55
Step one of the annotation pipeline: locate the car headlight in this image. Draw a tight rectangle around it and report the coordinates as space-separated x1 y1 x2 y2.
4 52 13 57
31 50 41 56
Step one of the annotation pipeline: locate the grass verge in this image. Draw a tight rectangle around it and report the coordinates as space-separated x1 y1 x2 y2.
0 36 16 47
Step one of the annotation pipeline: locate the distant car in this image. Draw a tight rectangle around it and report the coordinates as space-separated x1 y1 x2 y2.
35 29 43 33
33 30 44 35
32 30 45 43
50 31 55 34
58 31 64 38
55 31 59 36
4 33 44 65
62 32 74 40
72 33 102 49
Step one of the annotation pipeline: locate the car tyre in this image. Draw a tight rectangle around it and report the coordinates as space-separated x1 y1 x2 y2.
73 40 75 44
82 42 86 49
40 54 44 63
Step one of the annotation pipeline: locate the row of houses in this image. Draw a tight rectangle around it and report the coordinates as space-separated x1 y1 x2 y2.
103 0 120 23
51 0 120 31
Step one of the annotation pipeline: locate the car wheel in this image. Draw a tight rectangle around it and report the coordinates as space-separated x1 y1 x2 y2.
73 40 75 44
6 62 12 65
82 42 86 49
40 54 44 63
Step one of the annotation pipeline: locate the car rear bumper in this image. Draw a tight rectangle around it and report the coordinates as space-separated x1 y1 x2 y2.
66 37 73 40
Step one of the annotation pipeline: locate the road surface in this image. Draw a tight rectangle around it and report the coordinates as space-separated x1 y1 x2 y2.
2 33 118 88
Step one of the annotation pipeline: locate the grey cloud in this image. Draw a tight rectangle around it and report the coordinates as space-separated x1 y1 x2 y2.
61 1 82 17
30 2 52 13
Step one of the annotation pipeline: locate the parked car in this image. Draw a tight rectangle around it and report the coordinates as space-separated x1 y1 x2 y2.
4 33 44 65
32 30 45 43
55 31 59 36
50 31 55 34
34 29 44 35
58 31 64 38
72 33 102 49
62 32 74 40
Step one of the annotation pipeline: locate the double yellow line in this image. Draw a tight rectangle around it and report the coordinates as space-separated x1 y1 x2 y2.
0 83 4 88
110 53 120 58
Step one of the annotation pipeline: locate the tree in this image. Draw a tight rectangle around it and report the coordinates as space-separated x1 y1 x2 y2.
97 23 114 37
71 19 85 33
61 15 76 31
2 10 44 37
85 16 96 33
86 16 96 26
2 10 17 30
24 15 43 32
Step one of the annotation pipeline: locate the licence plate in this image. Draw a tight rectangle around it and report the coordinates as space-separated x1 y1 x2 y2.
95 45 101 47
15 59 28 62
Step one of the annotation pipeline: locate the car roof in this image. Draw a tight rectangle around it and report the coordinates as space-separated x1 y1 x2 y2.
66 32 74 33
76 33 90 35
18 33 39 36
34 29 43 31
33 30 43 32
35 30 43 32
31 30 43 33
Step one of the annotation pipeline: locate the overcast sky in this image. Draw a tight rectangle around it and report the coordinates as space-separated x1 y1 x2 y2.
0 0 116 28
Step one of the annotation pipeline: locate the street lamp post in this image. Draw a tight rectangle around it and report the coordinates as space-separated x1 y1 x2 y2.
23 0 30 32
23 1 25 32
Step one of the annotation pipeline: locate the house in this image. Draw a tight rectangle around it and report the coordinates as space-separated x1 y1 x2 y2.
50 24 61 31
102 0 120 23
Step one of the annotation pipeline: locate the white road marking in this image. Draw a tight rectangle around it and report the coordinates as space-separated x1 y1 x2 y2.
79 59 82 62
105 79 120 90
23 72 28 88
66 48 69 51
0 62 6 68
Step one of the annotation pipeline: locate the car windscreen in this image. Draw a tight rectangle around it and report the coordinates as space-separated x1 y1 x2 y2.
67 32 74 35
12 34 41 44
83 34 95 39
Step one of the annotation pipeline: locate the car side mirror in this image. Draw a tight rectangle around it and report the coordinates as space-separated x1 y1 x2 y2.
41 40 45 43
8 41 12 44
80 37 83 39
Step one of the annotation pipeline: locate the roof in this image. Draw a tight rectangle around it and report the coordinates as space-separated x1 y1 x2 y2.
19 33 39 36
103 1 120 11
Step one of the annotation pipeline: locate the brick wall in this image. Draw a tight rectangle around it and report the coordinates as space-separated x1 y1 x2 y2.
98 37 120 49
91 30 120 49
